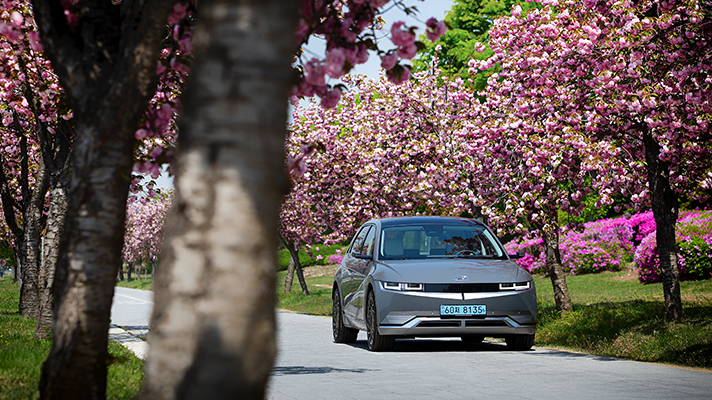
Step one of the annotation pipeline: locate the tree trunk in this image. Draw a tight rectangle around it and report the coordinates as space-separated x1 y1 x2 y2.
32 0 174 397
541 229 573 314
127 262 133 282
289 246 309 296
643 131 682 321
279 235 309 295
35 182 69 340
20 161 50 319
140 1 298 398
284 256 295 294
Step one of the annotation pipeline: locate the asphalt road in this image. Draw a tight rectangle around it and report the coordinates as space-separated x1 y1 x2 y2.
111 286 153 337
108 290 711 399
267 311 712 400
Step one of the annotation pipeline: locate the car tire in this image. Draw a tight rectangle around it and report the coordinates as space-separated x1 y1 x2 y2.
366 291 395 352
505 334 535 351
461 335 485 344
333 290 358 343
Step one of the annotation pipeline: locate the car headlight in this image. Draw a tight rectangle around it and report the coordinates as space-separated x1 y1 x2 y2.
499 281 531 291
382 282 424 291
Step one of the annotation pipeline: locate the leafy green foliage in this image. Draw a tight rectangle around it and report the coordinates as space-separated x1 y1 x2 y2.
277 243 346 271
413 0 539 91
0 243 15 268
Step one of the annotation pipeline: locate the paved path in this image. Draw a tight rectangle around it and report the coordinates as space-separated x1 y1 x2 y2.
109 286 153 359
108 291 712 399
267 311 712 400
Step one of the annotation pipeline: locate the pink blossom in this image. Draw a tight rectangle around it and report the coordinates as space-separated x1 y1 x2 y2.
0 23 22 44
325 48 346 78
168 3 189 25
320 87 342 109
386 65 411 84
304 58 326 86
156 61 166 75
397 43 417 59
371 0 390 7
390 21 415 47
425 18 447 42
178 34 193 55
380 53 398 70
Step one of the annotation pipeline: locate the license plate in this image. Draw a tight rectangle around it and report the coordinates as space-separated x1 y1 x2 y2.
440 304 486 316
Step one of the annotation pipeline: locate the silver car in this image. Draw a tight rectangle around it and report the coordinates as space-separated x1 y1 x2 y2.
332 216 537 352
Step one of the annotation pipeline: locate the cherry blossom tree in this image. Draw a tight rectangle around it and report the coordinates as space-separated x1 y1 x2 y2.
469 0 711 319
281 66 475 291
0 1 73 330
121 190 173 280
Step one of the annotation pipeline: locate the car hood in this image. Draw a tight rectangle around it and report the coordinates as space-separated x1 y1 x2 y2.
372 258 530 284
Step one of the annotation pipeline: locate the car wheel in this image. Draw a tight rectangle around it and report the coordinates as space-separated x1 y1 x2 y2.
366 291 395 352
461 335 485 344
505 334 535 351
332 290 358 343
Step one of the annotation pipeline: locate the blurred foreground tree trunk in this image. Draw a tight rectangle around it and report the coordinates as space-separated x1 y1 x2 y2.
141 0 299 398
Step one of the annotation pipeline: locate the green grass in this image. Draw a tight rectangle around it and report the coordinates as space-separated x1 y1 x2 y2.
533 272 712 368
116 275 154 291
0 276 144 400
276 268 712 369
276 271 334 316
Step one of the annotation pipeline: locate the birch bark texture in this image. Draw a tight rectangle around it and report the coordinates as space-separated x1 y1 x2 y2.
141 0 299 399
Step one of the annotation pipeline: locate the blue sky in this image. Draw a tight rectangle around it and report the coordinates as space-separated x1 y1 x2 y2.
302 0 455 81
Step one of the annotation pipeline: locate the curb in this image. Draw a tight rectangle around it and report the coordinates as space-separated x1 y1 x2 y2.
109 324 148 360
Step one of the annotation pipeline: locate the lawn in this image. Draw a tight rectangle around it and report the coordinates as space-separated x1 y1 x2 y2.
0 276 144 400
277 267 712 369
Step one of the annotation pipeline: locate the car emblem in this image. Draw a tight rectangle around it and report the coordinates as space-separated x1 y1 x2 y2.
453 275 469 281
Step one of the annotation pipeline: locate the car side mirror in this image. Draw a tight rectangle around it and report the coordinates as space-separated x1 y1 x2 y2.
354 253 373 260
509 252 525 259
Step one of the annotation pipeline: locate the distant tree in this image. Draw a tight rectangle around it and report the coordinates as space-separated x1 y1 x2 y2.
413 0 538 91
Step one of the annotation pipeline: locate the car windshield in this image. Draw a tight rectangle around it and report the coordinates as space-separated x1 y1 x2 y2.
379 222 507 260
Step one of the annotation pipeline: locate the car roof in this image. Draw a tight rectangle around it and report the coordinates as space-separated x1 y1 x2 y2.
373 216 487 228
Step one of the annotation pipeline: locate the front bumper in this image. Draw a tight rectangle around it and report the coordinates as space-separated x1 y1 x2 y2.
374 281 537 338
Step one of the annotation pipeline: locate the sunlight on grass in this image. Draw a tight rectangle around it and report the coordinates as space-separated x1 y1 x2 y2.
1 276 144 399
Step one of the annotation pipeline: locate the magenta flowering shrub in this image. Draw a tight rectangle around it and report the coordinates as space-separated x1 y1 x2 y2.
506 211 659 276
636 210 712 284
327 254 344 265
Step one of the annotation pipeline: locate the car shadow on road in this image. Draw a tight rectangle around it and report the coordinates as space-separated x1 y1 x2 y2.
345 339 518 353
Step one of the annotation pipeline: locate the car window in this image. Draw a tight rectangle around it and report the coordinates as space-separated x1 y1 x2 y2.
350 225 371 255
380 222 506 259
361 226 376 256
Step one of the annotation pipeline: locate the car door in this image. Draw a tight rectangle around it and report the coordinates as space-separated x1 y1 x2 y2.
351 225 376 323
341 224 374 323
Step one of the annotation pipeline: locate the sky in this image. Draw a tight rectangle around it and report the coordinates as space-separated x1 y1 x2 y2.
304 0 455 80
154 0 456 189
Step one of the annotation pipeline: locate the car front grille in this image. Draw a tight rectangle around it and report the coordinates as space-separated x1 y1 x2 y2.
417 321 461 328
464 320 508 327
424 283 500 293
